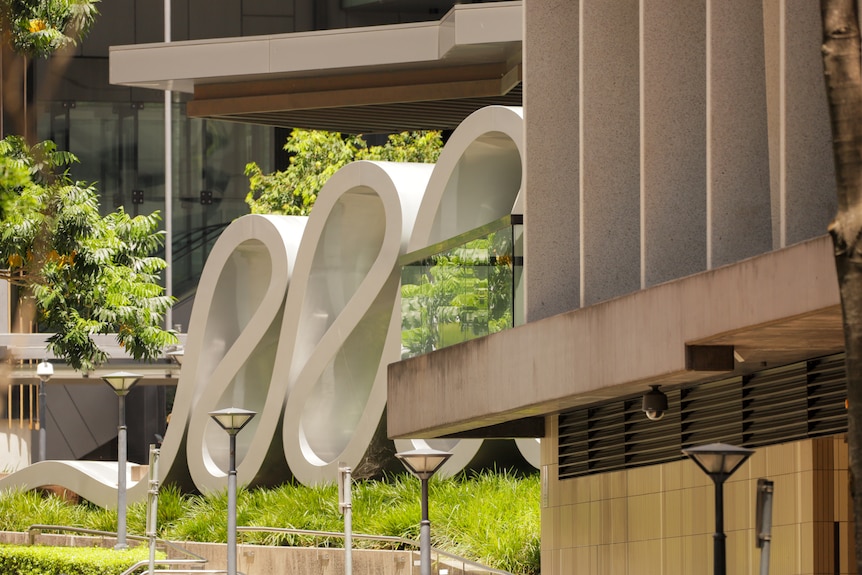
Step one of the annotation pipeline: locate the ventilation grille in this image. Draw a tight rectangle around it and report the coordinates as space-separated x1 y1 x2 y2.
558 353 847 480
559 390 681 478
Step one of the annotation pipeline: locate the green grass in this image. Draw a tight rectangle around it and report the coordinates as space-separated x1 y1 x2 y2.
0 470 540 575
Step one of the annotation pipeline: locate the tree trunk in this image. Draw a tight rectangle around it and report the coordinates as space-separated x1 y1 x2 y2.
821 0 862 570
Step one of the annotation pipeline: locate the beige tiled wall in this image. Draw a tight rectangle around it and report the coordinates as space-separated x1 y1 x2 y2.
542 416 853 574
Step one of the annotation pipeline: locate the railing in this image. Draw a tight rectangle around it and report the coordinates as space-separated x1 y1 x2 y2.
237 526 515 575
24 523 515 575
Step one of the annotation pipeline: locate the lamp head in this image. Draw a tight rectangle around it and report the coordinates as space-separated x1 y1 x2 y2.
395 447 453 480
209 407 257 435
642 385 668 421
682 442 755 482
102 372 143 396
36 360 53 382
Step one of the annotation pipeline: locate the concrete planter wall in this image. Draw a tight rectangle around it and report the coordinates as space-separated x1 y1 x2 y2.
0 531 477 575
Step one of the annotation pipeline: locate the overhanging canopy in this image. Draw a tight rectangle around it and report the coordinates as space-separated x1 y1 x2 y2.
109 1 522 133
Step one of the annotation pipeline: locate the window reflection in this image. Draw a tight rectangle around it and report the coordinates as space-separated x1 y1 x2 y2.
400 215 522 359
37 100 274 298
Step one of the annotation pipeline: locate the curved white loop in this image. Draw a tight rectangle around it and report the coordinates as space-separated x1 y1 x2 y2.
409 105 525 252
183 215 307 492
515 438 541 469
398 106 526 472
0 460 132 509
280 161 433 484
0 106 532 502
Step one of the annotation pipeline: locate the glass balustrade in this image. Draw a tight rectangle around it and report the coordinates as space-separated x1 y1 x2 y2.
400 215 523 359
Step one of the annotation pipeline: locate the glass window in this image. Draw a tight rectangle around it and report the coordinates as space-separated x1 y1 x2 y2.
400 214 522 359
36 100 274 297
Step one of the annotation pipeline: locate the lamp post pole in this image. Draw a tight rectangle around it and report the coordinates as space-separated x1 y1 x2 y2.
227 430 238 574
419 473 432 575
36 360 53 462
395 447 453 575
209 407 256 575
102 372 142 550
713 473 727 575
117 390 129 549
682 442 755 575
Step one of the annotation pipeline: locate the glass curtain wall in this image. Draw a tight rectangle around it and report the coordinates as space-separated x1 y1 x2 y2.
37 100 274 303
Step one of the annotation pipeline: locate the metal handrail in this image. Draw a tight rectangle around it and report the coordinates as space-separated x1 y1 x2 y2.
239 525 414 546
121 566 233 575
120 559 222 575
236 526 515 575
24 523 514 575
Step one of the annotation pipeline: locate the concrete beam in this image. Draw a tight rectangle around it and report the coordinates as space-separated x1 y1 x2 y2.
387 234 841 438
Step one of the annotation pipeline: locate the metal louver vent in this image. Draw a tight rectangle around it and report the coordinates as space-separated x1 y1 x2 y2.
558 353 848 480
806 355 847 437
681 376 744 447
741 363 808 448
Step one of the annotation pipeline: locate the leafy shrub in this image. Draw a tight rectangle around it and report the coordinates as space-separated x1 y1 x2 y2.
0 544 157 575
245 129 442 216
0 488 87 531
0 471 540 575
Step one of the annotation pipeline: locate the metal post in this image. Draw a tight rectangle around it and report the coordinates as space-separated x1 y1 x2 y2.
37 379 46 462
116 394 128 550
147 444 161 575
757 478 774 575
713 478 726 575
164 0 173 330
339 465 352 575
228 432 238 575
420 476 431 575
36 360 52 462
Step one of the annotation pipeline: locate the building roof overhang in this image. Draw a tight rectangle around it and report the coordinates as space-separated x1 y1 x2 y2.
0 333 186 385
387 235 844 439
109 1 522 133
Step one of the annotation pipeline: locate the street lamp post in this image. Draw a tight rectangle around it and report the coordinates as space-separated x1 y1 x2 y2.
395 448 453 575
682 442 755 575
102 371 143 550
209 407 256 575
36 360 53 462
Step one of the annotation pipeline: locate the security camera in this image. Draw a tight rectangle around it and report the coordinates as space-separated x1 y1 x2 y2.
642 385 668 421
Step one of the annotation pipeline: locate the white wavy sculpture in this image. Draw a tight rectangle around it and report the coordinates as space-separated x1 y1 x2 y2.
0 106 534 507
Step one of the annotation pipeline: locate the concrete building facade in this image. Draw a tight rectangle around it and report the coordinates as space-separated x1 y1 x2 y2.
387 2 853 574
1 0 853 572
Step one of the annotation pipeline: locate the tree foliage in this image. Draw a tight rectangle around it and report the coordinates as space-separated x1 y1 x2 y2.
245 129 443 216
0 137 176 371
0 0 99 58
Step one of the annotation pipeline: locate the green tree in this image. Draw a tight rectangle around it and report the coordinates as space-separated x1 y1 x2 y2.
0 0 99 140
245 129 443 215
0 137 176 371
0 0 98 58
